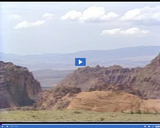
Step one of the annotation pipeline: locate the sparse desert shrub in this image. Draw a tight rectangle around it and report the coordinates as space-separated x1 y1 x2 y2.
100 117 105 121
131 111 134 114
137 110 142 114
74 111 81 114
31 115 36 118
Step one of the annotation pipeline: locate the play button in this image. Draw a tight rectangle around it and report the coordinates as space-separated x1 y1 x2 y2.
79 60 82 64
75 58 86 66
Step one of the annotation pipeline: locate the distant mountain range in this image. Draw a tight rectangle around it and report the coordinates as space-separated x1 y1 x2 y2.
0 46 160 71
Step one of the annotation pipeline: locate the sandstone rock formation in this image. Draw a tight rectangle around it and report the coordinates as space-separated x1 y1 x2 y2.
139 99 160 114
0 61 42 108
67 91 141 113
67 91 160 114
34 90 160 114
34 86 81 110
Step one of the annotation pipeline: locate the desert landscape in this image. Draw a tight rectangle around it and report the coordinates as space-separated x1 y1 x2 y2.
1 2 160 122
0 52 160 122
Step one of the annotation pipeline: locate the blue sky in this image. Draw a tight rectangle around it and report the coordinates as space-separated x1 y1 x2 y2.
1 2 160 55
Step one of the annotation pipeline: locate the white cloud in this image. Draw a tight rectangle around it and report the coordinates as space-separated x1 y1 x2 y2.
153 12 160 20
43 13 54 20
9 14 22 21
60 10 82 20
101 27 149 36
121 6 160 25
14 20 46 30
60 6 119 22
119 27 149 35
101 28 121 35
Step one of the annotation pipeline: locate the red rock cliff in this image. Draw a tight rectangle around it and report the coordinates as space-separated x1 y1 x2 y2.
0 61 42 108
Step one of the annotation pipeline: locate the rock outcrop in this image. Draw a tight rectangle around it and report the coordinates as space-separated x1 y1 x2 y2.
132 53 160 99
57 65 139 91
31 53 160 113
57 54 160 99
0 61 42 108
34 86 81 110
8 90 160 114
67 91 160 114
139 99 160 114
67 91 141 113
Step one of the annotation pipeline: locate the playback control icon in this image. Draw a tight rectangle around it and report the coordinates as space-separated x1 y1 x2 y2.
75 58 86 66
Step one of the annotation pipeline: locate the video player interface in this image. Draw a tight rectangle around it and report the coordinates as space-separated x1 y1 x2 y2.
0 1 160 127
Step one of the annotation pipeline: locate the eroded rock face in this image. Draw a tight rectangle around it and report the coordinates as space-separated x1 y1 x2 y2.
7 90 160 114
139 99 160 114
34 86 81 110
57 54 160 99
57 65 143 98
67 91 142 113
67 91 160 114
57 65 139 91
0 61 42 108
132 54 160 99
